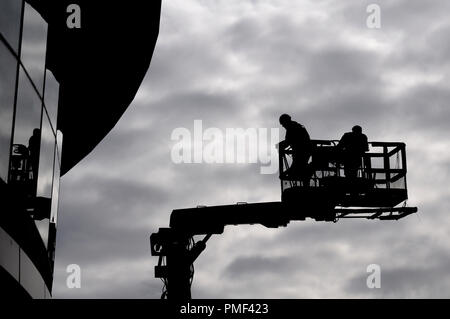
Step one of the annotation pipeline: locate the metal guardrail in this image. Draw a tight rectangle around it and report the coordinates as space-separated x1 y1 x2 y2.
279 140 408 192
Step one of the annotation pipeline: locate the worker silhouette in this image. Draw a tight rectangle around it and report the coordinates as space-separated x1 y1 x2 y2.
337 125 368 179
279 114 312 185
28 128 41 182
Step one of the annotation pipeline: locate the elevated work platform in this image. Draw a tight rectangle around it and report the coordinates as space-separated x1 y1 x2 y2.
150 139 418 300
280 140 410 208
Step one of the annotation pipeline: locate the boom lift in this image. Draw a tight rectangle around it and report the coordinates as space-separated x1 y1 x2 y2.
150 139 417 299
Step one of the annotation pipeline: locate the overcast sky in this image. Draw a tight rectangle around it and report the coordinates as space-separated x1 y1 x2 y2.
52 0 450 298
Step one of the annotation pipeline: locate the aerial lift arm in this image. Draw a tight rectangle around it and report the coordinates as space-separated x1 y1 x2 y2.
150 140 417 300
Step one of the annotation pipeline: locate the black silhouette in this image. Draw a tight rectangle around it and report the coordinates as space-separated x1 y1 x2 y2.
28 128 41 183
1 1 162 299
278 114 312 185
28 1 162 175
8 129 41 198
337 125 369 179
151 129 417 300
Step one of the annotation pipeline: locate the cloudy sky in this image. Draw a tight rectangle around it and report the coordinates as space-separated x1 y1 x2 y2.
52 0 450 298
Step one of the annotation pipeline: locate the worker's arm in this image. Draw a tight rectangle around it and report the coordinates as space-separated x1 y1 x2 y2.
278 139 289 150
337 134 347 150
363 135 369 152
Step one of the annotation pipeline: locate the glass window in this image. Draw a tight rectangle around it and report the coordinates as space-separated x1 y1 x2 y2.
0 228 20 281
10 66 42 194
20 249 46 298
0 0 23 53
50 130 63 224
34 114 55 249
21 2 47 96
56 129 63 167
0 43 18 183
37 114 55 199
34 218 49 249
43 70 59 131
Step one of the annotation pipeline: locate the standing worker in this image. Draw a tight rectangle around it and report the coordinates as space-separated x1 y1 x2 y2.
337 125 369 179
279 114 312 185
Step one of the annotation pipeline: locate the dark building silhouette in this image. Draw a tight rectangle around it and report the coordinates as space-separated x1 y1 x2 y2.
1 0 161 298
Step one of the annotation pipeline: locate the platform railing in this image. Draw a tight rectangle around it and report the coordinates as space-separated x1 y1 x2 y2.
279 140 408 194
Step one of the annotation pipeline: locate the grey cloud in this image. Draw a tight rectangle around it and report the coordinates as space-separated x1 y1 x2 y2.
53 0 450 298
394 84 450 133
345 256 450 298
52 261 163 298
147 91 242 126
56 175 170 262
224 255 304 278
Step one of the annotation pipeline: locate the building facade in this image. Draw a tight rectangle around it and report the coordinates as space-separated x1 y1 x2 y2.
1 0 161 299
1 0 61 298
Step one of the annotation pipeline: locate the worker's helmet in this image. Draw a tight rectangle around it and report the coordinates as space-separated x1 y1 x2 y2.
279 114 291 126
352 125 362 134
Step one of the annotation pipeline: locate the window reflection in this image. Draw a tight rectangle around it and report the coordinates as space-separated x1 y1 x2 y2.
44 70 59 131
2 0 63 289
10 67 42 196
21 3 47 96
20 248 46 298
10 65 54 249
48 131 62 265
50 130 63 224
0 43 18 182
28 128 41 184
34 218 49 249
33 114 55 236
33 113 56 249
0 0 23 53
37 114 55 200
